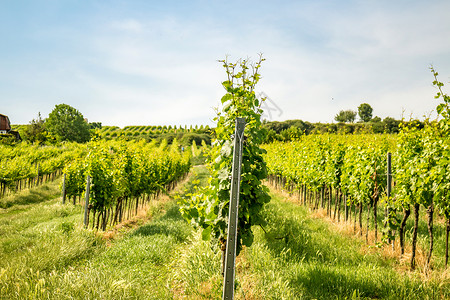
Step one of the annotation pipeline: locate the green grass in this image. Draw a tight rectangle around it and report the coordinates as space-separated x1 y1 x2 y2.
236 191 450 299
0 191 104 299
0 179 62 209
324 196 450 270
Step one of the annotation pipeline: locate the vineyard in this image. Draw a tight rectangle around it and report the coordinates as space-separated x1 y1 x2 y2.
0 143 83 203
262 122 450 270
92 125 211 145
63 139 191 229
2 145 450 298
1 64 450 299
2 132 450 298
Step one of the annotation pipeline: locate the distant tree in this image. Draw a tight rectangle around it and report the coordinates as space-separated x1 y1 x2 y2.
266 121 289 133
383 117 401 133
89 122 102 130
335 110 357 123
371 116 382 123
45 104 90 142
23 112 48 143
358 103 373 122
263 119 314 135
370 116 383 133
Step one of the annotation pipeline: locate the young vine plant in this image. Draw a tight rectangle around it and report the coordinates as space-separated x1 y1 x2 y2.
180 54 270 255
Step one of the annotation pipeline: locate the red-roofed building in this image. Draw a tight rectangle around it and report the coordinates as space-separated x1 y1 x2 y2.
0 114 21 140
0 114 11 132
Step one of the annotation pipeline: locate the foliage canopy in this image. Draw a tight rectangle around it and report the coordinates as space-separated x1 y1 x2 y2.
335 109 357 123
46 104 90 143
358 103 373 122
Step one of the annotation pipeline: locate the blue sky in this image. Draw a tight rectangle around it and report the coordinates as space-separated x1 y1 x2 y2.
1 0 450 127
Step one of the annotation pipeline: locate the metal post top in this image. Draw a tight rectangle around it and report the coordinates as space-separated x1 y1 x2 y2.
234 118 246 138
235 117 246 125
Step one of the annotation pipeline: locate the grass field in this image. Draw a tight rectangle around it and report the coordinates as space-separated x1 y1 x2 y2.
1 166 449 299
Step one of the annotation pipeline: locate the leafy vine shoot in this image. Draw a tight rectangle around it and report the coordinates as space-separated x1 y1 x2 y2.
180 54 270 267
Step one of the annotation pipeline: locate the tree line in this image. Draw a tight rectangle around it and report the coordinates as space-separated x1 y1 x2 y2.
12 104 212 147
11 100 407 147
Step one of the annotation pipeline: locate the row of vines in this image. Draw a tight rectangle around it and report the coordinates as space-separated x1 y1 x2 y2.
263 125 450 270
0 143 83 199
63 139 191 230
263 69 450 270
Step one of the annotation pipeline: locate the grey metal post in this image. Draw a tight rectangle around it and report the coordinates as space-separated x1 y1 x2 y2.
222 117 246 300
84 175 91 227
62 173 66 204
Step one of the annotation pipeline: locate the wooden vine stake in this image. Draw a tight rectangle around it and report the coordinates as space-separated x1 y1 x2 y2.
222 117 246 300
84 175 91 228
62 173 66 204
